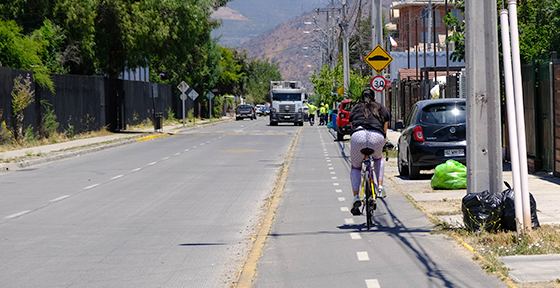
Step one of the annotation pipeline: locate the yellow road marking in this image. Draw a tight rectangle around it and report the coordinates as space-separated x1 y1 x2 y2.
235 127 302 287
136 133 169 143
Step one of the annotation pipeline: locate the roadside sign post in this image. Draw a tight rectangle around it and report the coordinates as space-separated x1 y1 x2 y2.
206 91 215 120
364 45 393 105
177 81 189 126
370 75 388 92
188 89 199 124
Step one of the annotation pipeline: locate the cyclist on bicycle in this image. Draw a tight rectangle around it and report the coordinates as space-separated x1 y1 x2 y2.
349 89 390 216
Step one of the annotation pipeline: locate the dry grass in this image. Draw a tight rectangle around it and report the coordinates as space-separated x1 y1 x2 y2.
0 127 113 153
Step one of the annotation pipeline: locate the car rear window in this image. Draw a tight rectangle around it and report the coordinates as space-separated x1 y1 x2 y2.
341 101 355 112
420 102 466 125
237 105 251 109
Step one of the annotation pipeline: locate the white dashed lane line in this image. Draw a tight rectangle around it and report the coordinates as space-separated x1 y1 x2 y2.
333 183 339 186
50 195 70 203
340 207 349 212
84 184 100 190
366 279 381 288
350 233 361 240
357 252 370 261
3 136 222 221
338 197 346 202
335 189 342 193
345 218 355 224
5 210 31 219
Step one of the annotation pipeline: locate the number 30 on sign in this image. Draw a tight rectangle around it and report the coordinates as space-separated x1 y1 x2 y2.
370 75 387 92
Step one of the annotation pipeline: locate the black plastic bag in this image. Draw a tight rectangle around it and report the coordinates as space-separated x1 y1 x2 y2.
462 190 503 232
501 182 540 231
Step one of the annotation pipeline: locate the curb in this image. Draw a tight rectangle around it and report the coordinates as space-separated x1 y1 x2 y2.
0 119 231 173
387 177 518 288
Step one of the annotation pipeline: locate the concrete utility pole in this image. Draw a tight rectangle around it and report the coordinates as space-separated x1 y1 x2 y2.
372 0 384 105
341 0 350 98
465 0 503 194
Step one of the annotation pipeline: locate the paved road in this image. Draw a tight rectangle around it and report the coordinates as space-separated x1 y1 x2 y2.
1 117 509 287
0 117 295 287
253 124 506 287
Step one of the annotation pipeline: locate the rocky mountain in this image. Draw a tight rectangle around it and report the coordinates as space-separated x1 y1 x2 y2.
213 0 396 91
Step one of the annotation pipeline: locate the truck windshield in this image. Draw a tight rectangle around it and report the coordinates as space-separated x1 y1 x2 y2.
272 93 301 101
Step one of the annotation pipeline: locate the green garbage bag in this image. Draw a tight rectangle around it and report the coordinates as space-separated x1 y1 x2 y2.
430 160 467 189
326 122 333 129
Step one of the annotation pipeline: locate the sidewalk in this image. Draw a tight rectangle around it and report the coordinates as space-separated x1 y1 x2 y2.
0 118 230 172
385 129 560 284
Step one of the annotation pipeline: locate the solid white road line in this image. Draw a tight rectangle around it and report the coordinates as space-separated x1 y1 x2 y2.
365 279 381 288
50 195 70 202
350 232 361 240
5 210 31 219
357 251 370 261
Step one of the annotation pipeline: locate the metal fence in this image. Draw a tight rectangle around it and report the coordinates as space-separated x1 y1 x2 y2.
0 67 173 135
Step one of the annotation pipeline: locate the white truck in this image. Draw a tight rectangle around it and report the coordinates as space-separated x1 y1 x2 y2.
267 81 307 126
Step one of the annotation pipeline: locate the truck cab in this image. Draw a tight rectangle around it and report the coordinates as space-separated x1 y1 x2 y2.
268 81 307 126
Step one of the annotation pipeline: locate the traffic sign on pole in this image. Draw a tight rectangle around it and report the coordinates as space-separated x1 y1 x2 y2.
364 45 393 74
188 89 199 100
206 91 215 100
177 81 189 93
370 75 388 92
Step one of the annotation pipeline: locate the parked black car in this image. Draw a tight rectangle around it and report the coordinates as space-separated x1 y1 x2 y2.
236 104 256 120
397 98 467 179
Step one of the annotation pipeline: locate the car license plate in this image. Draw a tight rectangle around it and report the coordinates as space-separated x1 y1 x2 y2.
444 149 465 157
284 116 290 119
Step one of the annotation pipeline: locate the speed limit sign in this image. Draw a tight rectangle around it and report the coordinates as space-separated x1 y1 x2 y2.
370 75 387 92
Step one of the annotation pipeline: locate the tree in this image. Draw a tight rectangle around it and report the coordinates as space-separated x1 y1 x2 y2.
0 19 54 90
445 0 560 63
244 58 282 104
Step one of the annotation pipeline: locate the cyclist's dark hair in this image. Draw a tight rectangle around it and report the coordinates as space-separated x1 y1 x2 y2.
356 88 383 121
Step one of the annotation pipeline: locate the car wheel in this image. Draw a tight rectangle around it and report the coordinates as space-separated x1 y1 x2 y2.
398 150 408 176
408 151 420 180
337 130 344 141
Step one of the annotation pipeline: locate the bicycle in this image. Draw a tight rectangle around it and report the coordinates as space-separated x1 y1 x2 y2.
358 141 394 230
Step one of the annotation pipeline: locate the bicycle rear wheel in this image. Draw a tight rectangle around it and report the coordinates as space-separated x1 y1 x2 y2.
365 174 373 230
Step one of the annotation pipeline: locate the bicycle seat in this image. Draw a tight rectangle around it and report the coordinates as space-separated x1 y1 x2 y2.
360 148 374 156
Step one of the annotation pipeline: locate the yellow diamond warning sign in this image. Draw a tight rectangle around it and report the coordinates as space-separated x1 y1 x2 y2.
364 45 393 74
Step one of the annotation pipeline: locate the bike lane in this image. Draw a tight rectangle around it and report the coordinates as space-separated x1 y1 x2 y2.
252 125 506 288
